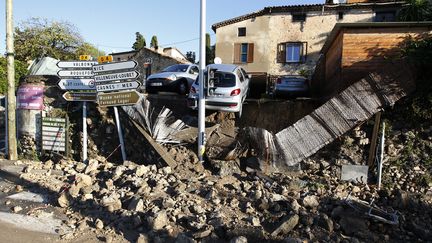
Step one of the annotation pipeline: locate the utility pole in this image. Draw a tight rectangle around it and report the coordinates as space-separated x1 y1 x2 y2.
198 0 206 162
6 0 18 160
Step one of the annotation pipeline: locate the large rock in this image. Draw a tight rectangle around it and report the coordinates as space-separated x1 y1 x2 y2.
339 216 368 236
271 214 299 237
302 195 319 208
149 210 168 230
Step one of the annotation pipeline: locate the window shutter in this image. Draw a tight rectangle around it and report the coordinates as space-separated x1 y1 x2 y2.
247 43 254 63
233 43 241 63
277 43 286 63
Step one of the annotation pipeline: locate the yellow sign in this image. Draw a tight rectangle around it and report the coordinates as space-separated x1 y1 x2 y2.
98 55 113 63
79 55 92 61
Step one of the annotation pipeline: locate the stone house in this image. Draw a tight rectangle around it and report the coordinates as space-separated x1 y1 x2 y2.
212 1 405 79
111 47 190 82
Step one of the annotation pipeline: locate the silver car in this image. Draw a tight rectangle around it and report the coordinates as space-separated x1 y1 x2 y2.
273 75 309 98
146 64 199 94
187 64 250 117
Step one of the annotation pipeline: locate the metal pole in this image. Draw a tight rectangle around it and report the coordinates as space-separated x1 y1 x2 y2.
114 106 126 162
5 97 8 154
82 101 88 163
6 0 18 160
198 0 206 162
377 122 385 190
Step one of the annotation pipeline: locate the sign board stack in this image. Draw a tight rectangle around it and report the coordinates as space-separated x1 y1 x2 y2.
57 57 98 102
92 57 142 162
92 60 141 107
41 117 69 155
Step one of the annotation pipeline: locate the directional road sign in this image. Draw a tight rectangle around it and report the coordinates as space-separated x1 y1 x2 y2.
92 60 137 73
94 70 140 83
97 90 140 107
57 61 97 69
96 81 140 92
58 79 96 90
58 70 94 78
63 92 97 102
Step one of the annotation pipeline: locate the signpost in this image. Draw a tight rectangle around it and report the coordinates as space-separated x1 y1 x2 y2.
57 59 97 163
94 70 140 83
97 90 140 107
96 81 140 92
58 78 96 90
62 92 97 102
93 56 141 162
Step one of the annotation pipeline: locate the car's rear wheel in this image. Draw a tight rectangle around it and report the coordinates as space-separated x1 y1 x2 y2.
178 81 188 95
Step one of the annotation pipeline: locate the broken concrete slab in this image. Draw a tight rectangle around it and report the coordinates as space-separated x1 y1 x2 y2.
0 211 70 235
7 191 48 203
341 165 368 184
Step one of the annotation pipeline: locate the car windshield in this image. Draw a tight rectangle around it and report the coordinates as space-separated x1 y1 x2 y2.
195 72 236 87
162 65 189 73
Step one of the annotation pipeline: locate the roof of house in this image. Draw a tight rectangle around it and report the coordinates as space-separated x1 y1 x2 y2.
211 1 406 31
110 47 190 64
320 21 432 54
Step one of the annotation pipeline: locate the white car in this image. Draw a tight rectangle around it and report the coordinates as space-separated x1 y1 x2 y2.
146 64 199 94
187 64 250 117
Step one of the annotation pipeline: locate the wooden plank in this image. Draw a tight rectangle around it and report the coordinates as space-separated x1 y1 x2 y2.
130 119 177 168
42 145 65 152
42 136 66 142
368 112 382 168
42 126 66 132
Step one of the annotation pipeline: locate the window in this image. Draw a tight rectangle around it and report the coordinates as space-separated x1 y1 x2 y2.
236 69 245 82
234 43 254 63
338 11 344 20
374 11 396 22
292 13 306 22
238 27 246 37
190 66 199 74
277 42 307 63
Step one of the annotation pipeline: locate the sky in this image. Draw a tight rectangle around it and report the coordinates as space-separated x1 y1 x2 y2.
0 0 321 57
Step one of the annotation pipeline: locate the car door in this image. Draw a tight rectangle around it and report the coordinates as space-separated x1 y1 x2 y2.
236 68 248 103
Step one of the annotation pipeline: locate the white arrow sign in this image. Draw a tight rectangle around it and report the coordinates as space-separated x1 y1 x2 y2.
92 60 137 73
58 70 94 78
96 81 141 92
94 70 140 83
58 79 96 90
57 61 98 68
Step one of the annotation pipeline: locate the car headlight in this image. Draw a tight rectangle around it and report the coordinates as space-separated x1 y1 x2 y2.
166 74 177 81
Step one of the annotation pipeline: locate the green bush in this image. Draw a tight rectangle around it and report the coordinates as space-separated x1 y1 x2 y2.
0 57 28 94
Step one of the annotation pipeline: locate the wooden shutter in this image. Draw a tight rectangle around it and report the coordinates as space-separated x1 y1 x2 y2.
277 43 286 63
247 43 254 63
233 43 241 63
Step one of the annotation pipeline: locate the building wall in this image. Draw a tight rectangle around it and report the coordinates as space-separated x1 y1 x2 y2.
163 48 187 61
215 9 374 76
341 27 431 84
215 15 271 72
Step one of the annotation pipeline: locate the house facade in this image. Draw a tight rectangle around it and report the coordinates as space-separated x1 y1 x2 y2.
212 1 405 78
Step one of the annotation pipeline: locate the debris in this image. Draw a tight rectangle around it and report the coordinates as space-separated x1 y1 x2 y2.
344 195 399 225
95 218 104 230
13 206 23 213
302 195 319 208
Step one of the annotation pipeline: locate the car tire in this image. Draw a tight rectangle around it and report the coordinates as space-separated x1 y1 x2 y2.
178 81 188 95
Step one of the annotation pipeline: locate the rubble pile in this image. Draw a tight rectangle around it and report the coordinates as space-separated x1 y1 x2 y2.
16 138 432 243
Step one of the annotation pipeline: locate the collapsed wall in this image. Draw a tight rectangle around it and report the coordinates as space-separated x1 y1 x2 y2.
245 65 415 172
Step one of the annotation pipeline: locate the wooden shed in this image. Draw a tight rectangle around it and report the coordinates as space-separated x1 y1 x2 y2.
314 22 432 98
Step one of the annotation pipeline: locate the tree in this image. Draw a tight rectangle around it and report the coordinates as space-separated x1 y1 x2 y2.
397 0 432 21
150 35 158 49
186 51 196 63
0 57 28 94
132 32 146 50
14 18 103 61
205 33 215 65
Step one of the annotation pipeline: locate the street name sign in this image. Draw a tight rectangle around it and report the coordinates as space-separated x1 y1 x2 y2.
96 81 140 92
58 79 96 90
97 90 140 107
94 70 140 83
57 61 98 69
92 60 137 73
63 92 97 102
58 70 94 78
